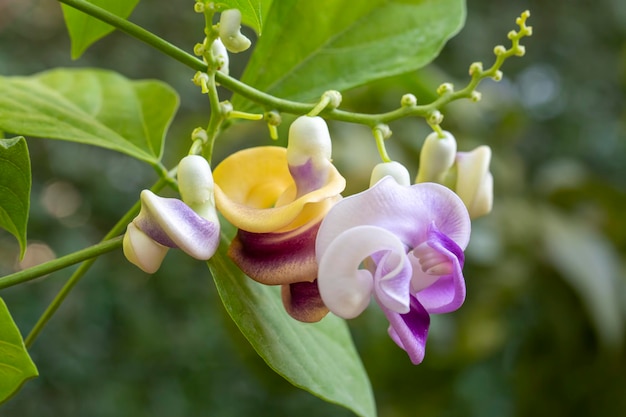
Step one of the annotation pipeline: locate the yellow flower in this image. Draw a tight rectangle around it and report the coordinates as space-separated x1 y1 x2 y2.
213 116 346 322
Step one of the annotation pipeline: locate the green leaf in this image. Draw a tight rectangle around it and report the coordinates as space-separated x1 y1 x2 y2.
233 0 466 110
0 68 179 165
0 297 38 405
541 209 624 348
61 0 140 59
208 233 376 417
0 137 31 259
219 0 274 35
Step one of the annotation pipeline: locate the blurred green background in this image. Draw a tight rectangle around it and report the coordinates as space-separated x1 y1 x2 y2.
1 0 625 416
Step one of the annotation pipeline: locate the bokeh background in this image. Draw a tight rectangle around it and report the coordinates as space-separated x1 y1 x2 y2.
1 0 625 416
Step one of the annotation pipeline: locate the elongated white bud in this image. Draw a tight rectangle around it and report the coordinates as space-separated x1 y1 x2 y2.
415 131 457 184
370 161 411 187
287 116 332 167
211 38 229 76
219 9 251 53
455 146 493 219
177 155 219 225
285 116 333 198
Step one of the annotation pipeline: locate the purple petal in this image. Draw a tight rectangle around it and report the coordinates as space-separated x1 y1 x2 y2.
229 220 321 285
135 190 220 260
281 280 329 323
316 178 471 258
371 249 413 314
380 295 430 365
412 223 466 313
289 158 330 197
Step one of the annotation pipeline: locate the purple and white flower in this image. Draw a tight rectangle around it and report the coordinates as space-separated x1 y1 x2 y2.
316 170 471 364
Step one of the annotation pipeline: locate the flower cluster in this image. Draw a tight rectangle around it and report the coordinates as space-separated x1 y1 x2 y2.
123 116 493 364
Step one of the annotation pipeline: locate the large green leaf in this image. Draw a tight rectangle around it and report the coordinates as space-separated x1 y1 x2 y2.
220 0 274 35
208 232 376 417
0 137 31 259
0 68 179 165
0 297 38 405
233 0 466 110
61 0 140 59
542 209 624 348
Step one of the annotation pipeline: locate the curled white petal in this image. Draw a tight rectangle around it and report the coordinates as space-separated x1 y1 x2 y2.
370 161 411 187
415 130 457 184
123 222 168 273
317 225 410 318
455 146 493 218
219 9 251 53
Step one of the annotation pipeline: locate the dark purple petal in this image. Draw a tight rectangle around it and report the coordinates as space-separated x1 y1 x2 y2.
380 295 430 365
413 223 466 313
229 220 321 285
281 280 329 323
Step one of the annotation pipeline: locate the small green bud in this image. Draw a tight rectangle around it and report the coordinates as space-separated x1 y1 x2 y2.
492 70 503 82
470 91 482 102
515 45 526 57
436 83 454 96
191 127 208 143
193 42 205 56
427 110 444 126
469 62 483 76
401 93 417 107
194 2 205 13
493 45 507 56
323 90 342 109
219 101 233 115
192 72 210 94
265 110 282 126
375 124 392 140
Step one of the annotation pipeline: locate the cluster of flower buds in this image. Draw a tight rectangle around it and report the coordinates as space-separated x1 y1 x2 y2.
415 131 493 219
122 115 494 365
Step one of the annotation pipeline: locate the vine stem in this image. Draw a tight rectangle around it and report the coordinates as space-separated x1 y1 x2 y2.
57 0 525 129
0 237 123 290
23 177 169 348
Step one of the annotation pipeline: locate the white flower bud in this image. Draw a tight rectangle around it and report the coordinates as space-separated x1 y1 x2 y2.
370 162 411 187
455 146 493 219
415 130 457 184
287 116 332 168
219 9 251 53
177 155 219 225
211 38 229 76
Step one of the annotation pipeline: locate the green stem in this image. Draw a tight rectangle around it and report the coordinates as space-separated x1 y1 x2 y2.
54 0 435 125
57 0 527 129
23 177 169 348
204 72 223 162
0 237 123 290
58 0 207 72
